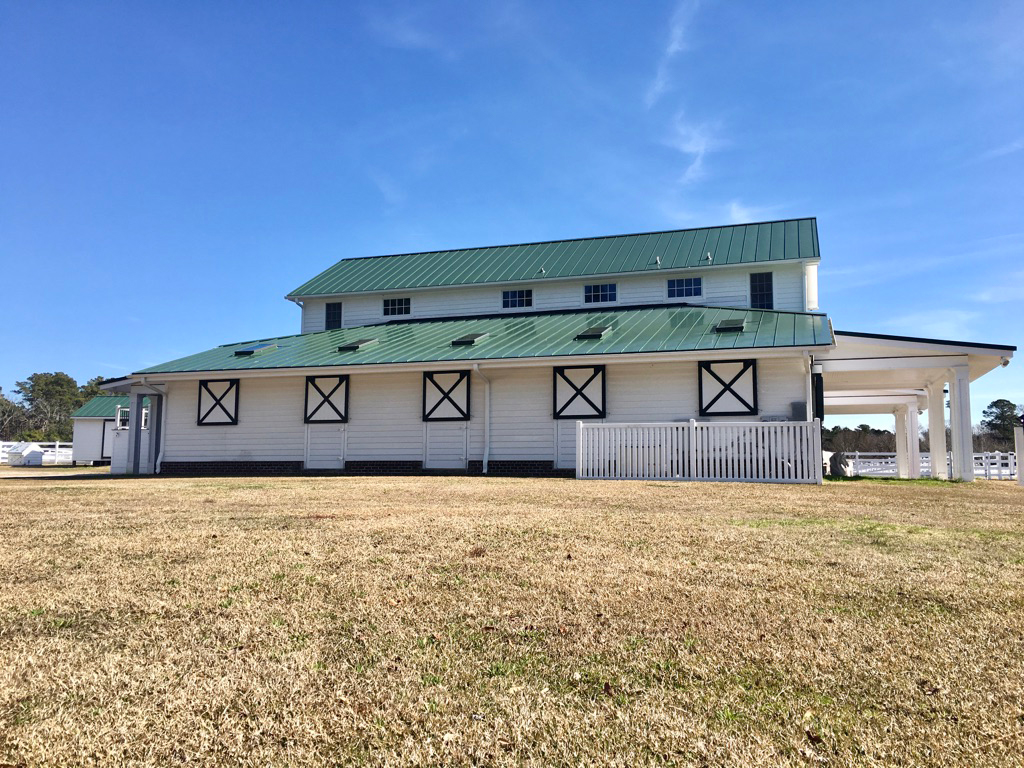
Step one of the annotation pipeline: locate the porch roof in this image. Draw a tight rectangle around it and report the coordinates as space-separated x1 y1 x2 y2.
819 330 1015 415
132 304 834 376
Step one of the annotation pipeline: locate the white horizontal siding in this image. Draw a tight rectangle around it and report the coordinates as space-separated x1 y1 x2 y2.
71 419 104 462
298 264 810 332
164 378 307 461
159 355 807 469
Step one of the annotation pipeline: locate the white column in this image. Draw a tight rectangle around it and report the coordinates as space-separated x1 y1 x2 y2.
927 382 948 480
123 392 146 476
894 406 910 479
948 366 975 482
908 406 921 479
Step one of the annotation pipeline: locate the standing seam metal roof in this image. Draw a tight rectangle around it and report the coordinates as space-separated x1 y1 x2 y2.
288 218 820 297
134 304 833 375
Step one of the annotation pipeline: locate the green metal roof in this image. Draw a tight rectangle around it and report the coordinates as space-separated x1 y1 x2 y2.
71 396 129 419
134 304 833 375
288 218 820 297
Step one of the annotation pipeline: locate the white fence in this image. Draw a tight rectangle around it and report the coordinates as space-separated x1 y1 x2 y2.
576 420 823 484
847 451 1018 480
0 441 73 466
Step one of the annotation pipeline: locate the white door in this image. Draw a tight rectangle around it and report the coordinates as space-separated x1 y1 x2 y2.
307 424 346 469
102 420 116 459
425 422 468 469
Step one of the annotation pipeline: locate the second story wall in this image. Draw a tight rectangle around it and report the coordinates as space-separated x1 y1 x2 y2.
299 262 811 333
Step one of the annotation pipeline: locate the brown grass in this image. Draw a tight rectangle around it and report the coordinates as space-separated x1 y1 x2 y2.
0 473 1022 766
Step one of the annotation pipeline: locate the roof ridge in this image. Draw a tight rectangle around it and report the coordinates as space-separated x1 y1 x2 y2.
294 217 817 270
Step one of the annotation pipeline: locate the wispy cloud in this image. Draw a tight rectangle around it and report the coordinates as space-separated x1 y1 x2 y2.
366 169 406 206
977 136 1024 162
971 269 1024 302
664 112 720 183
645 0 702 108
724 200 786 224
884 310 980 340
364 7 453 57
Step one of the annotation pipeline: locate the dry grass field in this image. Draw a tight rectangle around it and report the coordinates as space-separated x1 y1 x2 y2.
0 471 1022 766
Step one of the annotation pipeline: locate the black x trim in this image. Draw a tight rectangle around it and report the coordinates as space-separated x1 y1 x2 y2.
304 376 349 423
553 366 606 419
423 371 470 421
197 379 239 426
698 360 757 417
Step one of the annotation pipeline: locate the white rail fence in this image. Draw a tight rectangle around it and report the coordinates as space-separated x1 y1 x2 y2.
576 420 823 484
847 451 1018 480
0 441 73 466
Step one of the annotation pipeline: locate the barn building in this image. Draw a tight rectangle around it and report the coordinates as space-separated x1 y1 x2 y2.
71 396 149 466
102 218 1014 483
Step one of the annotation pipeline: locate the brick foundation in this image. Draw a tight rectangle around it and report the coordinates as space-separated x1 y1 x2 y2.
468 460 574 478
159 461 305 476
340 460 424 475
157 459 574 478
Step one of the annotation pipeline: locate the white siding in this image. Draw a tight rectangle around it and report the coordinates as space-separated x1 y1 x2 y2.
71 419 105 463
158 355 807 470
298 264 811 333
164 378 307 462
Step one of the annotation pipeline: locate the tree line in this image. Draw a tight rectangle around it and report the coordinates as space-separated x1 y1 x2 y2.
0 372 108 442
821 399 1023 454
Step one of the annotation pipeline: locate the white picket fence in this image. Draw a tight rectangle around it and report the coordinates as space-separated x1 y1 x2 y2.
847 451 1018 480
0 441 73 466
576 420 823 484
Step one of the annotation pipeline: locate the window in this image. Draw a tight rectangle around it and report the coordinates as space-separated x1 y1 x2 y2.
383 297 411 316
115 405 149 429
750 272 773 310
502 289 533 309
668 277 702 299
584 283 617 303
423 371 471 421
325 302 342 330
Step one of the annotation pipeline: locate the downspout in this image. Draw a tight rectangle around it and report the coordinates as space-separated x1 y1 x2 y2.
804 352 813 421
472 364 491 474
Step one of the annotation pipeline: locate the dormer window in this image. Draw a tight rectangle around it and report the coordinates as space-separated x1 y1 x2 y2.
502 289 533 309
584 283 617 303
383 297 411 316
668 277 702 299
750 272 773 310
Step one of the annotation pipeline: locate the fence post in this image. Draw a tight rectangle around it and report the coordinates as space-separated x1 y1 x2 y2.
575 421 584 479
687 419 697 480
1015 427 1023 486
812 418 823 484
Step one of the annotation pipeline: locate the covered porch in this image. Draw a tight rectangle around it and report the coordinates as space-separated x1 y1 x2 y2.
817 331 1015 481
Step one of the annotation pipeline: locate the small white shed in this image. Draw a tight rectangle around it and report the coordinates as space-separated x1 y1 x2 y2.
7 442 44 466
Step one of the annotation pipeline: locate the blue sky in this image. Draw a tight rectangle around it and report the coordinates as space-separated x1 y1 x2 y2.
1 1 1021 427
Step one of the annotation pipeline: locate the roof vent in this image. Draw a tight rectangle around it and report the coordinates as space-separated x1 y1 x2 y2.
714 319 746 334
575 325 611 341
451 332 488 347
234 343 277 357
338 338 378 352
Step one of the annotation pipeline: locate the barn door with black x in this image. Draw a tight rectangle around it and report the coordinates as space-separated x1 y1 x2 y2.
423 371 470 469
698 360 758 416
304 375 348 469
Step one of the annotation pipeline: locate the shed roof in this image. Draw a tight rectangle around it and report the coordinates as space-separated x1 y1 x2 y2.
288 218 820 298
71 396 130 419
134 304 833 375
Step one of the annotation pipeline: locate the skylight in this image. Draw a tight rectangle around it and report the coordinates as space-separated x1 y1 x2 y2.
575 325 611 341
338 338 378 352
234 343 277 357
451 332 489 347
714 319 746 334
